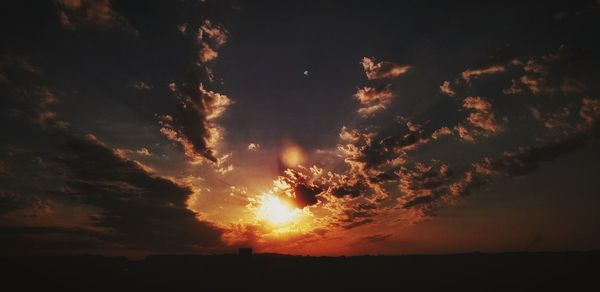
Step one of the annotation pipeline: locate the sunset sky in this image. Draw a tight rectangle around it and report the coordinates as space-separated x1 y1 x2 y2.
2 0 600 257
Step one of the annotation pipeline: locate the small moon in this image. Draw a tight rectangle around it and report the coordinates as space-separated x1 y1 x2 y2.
303 70 309 76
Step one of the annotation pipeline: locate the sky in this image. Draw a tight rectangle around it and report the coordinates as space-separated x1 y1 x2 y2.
1 0 600 257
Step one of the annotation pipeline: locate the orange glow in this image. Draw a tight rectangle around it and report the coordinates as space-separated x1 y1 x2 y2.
281 144 305 167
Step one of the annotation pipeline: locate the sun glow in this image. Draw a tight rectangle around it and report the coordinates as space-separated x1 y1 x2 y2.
281 144 305 167
255 194 300 226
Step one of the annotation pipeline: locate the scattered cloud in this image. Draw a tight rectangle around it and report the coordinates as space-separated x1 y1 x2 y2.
431 127 452 139
132 80 153 91
361 57 411 80
355 85 394 117
177 22 188 34
462 96 505 137
502 79 523 95
247 143 260 151
518 47 588 95
579 97 600 128
439 81 455 96
196 20 229 64
136 147 151 156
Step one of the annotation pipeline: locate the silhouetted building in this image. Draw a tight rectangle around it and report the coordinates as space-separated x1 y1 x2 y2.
238 247 252 257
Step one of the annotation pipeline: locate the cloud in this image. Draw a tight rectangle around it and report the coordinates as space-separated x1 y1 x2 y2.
461 65 506 81
398 163 453 209
292 183 322 208
196 20 229 64
397 98 600 220
0 192 43 215
342 218 374 229
320 49 598 225
361 57 411 80
0 56 66 129
177 23 188 34
132 80 153 91
55 0 138 35
0 161 11 177
339 126 370 143
51 133 224 251
160 20 232 163
477 133 588 177
0 53 228 255
503 79 523 95
454 124 475 142
247 143 260 151
359 233 392 243
329 177 371 198
271 169 324 208
462 96 505 136
431 127 452 139
337 123 431 184
160 79 232 163
439 81 456 96
355 85 394 117
530 105 574 131
397 128 592 217
518 47 589 96
135 147 151 156
579 97 600 128
199 43 219 63
198 20 229 47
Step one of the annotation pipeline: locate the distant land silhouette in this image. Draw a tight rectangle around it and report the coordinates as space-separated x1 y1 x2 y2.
1 251 598 290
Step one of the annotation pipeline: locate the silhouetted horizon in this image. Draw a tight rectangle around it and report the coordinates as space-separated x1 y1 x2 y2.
2 251 598 290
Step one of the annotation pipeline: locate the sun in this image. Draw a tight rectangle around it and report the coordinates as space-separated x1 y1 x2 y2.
255 194 300 226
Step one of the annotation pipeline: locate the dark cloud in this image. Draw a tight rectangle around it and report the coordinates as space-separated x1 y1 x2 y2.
0 56 64 128
159 20 231 163
398 163 454 209
342 219 374 230
51 133 224 251
292 183 322 208
0 192 37 215
407 132 592 213
0 161 11 177
359 233 392 243
478 134 589 177
55 0 138 35
518 47 590 96
338 123 430 176
329 179 371 199
160 73 231 163
273 168 323 208
336 201 379 230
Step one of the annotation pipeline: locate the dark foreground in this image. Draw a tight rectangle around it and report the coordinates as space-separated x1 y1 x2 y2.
2 252 599 290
